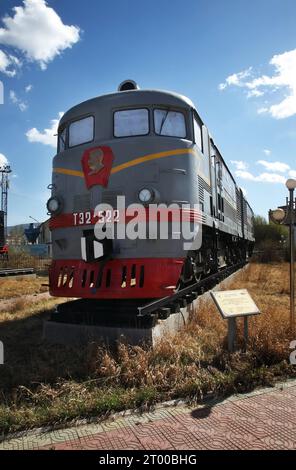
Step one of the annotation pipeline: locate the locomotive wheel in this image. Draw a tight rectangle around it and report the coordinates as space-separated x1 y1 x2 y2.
177 255 202 291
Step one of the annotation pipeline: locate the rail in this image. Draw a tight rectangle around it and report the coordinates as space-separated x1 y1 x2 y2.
0 268 35 277
137 261 247 317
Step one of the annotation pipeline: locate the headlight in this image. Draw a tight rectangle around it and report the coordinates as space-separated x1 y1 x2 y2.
138 188 154 203
47 197 62 214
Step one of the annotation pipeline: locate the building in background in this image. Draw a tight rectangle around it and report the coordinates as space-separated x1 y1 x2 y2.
7 219 52 257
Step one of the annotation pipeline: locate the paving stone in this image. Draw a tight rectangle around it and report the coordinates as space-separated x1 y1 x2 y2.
42 438 83 451
260 436 296 450
2 379 296 450
74 422 105 439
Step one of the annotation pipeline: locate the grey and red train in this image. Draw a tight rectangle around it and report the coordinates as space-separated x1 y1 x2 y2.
47 80 254 300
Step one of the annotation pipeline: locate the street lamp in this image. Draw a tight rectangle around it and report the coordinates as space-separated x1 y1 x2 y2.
269 208 286 223
286 179 296 333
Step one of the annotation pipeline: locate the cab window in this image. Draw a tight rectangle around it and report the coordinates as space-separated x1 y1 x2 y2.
58 127 67 152
193 115 202 151
114 109 149 137
154 109 186 138
69 116 94 147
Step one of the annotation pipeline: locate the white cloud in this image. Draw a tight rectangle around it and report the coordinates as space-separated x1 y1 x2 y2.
218 83 227 91
232 155 296 185
0 0 80 70
257 160 290 173
231 160 248 171
235 169 286 184
0 49 20 76
235 170 257 181
26 112 63 147
218 48 296 119
263 149 271 156
256 173 286 184
257 107 268 114
218 67 252 90
0 153 9 166
247 89 264 98
25 84 33 92
19 102 27 112
9 90 27 111
10 90 17 102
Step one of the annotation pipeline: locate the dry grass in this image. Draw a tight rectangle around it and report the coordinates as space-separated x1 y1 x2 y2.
0 262 295 435
0 276 48 300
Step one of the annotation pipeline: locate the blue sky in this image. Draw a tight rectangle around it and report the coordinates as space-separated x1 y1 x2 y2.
0 0 296 225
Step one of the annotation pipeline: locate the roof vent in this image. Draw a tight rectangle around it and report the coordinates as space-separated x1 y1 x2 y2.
118 80 139 92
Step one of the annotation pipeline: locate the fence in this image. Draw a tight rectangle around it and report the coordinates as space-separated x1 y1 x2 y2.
252 247 290 263
0 251 51 274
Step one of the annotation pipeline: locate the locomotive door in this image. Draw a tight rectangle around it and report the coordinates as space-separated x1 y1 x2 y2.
210 143 217 219
216 157 224 221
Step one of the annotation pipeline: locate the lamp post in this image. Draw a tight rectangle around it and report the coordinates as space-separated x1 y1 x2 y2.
286 179 296 333
269 178 296 333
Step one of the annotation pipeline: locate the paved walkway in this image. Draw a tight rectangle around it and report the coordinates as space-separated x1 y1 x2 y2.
1 380 296 450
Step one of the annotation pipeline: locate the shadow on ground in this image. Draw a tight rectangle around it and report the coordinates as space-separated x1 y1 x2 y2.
0 308 102 394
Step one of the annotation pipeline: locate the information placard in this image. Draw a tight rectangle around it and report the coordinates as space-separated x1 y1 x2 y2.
211 289 260 319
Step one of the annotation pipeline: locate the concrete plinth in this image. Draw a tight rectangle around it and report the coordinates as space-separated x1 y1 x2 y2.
43 265 248 347
43 302 194 347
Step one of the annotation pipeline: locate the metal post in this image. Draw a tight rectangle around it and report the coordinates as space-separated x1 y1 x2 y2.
243 316 248 351
289 189 295 333
228 317 237 352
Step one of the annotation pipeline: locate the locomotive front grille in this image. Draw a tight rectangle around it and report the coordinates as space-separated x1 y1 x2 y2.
49 258 184 299
56 262 145 290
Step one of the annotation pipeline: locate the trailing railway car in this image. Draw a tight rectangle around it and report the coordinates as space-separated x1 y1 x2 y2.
47 80 254 300
0 211 8 260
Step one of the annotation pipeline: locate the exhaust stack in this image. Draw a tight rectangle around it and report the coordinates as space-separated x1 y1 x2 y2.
118 80 139 91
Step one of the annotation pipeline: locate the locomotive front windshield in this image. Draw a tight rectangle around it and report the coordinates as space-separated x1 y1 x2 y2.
154 109 186 138
114 109 149 137
57 106 190 153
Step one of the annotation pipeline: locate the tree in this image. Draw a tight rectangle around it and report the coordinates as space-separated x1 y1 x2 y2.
253 215 288 262
253 215 288 246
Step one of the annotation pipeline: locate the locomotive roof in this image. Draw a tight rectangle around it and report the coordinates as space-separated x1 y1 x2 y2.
59 89 196 127
58 88 247 200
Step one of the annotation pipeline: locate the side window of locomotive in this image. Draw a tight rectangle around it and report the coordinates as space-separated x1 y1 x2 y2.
69 116 94 148
193 116 202 151
154 109 186 138
58 127 67 152
114 109 149 137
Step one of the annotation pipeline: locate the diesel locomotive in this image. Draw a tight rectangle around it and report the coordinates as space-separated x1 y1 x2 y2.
47 80 254 300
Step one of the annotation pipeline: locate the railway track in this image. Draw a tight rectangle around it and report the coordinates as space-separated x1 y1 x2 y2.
52 261 247 328
0 267 35 277
138 260 247 318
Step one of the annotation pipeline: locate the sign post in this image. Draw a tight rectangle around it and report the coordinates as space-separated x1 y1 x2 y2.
211 289 261 352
